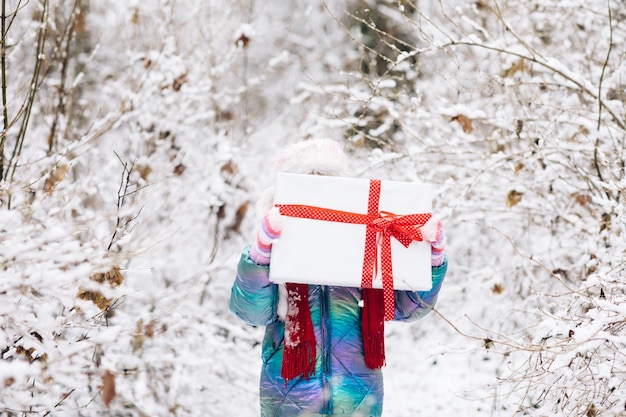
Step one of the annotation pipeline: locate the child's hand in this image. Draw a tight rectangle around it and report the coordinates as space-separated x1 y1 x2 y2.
421 216 446 267
249 207 283 265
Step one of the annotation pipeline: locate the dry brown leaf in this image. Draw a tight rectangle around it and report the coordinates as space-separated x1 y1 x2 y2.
77 267 124 310
229 201 249 232
235 33 250 48
586 403 597 417
600 213 611 232
452 114 473 133
76 289 111 310
135 164 153 181
74 9 86 33
173 163 186 176
144 320 156 338
90 266 124 287
101 370 116 408
130 8 139 25
491 283 505 294
218 110 234 121
133 319 144 352
572 192 591 206
43 164 69 193
506 190 524 208
14 346 47 363
501 59 526 78
216 204 226 219
173 73 188 92
220 160 238 176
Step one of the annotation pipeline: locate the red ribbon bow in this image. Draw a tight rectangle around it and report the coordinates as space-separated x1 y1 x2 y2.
276 179 431 320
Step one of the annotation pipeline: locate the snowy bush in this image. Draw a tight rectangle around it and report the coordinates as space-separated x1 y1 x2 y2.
300 0 626 415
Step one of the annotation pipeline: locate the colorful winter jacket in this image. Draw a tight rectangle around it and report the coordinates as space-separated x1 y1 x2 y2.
230 246 447 417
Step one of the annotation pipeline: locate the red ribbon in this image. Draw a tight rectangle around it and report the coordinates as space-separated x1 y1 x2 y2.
276 179 431 321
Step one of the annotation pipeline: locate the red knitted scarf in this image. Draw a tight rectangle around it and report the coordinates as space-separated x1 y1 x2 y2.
281 283 386 382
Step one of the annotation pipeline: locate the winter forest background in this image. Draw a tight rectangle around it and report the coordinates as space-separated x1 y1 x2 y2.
1 0 625 416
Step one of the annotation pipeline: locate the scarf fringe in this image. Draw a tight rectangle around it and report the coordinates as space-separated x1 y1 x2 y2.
362 288 386 369
281 339 316 382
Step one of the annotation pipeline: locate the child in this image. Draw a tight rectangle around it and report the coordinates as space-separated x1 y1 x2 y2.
230 139 447 417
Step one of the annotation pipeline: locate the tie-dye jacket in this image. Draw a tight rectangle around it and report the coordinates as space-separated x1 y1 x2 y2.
230 246 447 417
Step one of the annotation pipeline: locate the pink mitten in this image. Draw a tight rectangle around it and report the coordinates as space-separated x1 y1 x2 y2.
249 207 283 265
421 216 446 267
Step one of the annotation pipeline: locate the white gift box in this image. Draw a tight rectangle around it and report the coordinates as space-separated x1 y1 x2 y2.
269 173 433 291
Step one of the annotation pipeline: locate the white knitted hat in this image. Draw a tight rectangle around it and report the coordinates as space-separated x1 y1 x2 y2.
255 139 352 217
274 138 352 176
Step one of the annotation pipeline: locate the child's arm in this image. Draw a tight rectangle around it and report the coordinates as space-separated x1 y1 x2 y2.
393 258 447 322
230 208 282 326
230 246 279 326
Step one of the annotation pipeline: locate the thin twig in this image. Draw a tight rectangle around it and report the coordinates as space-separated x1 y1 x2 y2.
0 0 7 180
107 152 139 251
47 0 81 153
5 0 49 198
597 0 613 132
592 1 615 201
0 0 25 183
